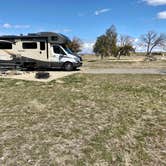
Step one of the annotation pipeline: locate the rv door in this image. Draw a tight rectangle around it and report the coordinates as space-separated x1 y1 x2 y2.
50 45 66 63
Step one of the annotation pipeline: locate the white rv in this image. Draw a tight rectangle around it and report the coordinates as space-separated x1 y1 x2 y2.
0 32 82 71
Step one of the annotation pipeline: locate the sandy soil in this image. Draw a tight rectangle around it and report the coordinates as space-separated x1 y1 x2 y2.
0 70 79 82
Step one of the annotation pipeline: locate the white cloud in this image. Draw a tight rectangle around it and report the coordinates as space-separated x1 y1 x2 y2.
63 29 72 33
78 13 85 17
94 8 110 16
54 28 72 33
133 38 144 52
2 23 30 29
81 41 95 53
2 23 12 28
157 11 166 19
134 38 139 43
14 25 31 29
143 0 166 6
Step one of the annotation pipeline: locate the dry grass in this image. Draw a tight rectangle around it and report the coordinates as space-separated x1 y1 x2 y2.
83 55 166 69
0 74 166 165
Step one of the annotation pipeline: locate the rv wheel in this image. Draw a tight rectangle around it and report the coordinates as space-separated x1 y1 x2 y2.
64 62 74 71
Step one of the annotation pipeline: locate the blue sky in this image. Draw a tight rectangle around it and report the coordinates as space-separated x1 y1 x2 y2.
0 0 166 52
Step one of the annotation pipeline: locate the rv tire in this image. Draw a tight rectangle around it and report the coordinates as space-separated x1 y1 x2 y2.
64 62 74 71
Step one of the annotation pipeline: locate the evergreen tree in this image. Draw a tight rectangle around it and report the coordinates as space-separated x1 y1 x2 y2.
106 25 118 56
93 35 111 59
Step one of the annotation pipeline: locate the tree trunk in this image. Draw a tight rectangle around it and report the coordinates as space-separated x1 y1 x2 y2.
101 54 104 60
146 42 150 56
149 45 156 56
117 51 121 60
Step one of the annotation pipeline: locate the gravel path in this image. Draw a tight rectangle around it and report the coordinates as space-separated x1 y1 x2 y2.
0 68 165 82
83 68 166 75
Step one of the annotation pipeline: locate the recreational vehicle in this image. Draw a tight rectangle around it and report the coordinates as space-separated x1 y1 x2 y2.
0 32 82 71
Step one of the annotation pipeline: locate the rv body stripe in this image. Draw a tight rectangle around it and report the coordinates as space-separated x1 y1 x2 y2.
3 50 17 56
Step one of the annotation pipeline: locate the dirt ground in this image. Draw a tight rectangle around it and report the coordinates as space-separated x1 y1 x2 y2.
0 70 80 82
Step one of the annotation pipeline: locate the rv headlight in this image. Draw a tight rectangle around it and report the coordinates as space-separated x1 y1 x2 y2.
74 58 80 62
79 56 83 61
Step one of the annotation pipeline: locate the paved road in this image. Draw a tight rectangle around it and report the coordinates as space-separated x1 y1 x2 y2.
83 68 166 75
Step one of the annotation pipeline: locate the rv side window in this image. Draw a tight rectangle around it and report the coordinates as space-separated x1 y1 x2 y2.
53 46 66 55
40 42 45 50
0 42 12 49
22 42 37 49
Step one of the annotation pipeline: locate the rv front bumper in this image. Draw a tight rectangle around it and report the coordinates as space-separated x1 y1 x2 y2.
74 62 83 68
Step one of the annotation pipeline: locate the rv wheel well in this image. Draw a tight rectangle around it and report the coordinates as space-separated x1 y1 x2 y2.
63 61 73 66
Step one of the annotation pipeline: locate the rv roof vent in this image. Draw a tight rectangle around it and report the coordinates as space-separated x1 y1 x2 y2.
37 32 58 36
28 33 38 36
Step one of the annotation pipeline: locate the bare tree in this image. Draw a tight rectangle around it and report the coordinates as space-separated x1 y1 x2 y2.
140 31 166 56
115 35 135 59
67 37 82 53
119 35 133 47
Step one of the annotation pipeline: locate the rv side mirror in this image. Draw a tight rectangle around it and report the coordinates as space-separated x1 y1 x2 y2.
59 54 64 58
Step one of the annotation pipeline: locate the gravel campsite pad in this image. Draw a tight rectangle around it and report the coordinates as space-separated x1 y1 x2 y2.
0 70 79 82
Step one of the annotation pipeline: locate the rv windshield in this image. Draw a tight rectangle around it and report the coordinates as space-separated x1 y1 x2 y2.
63 47 73 54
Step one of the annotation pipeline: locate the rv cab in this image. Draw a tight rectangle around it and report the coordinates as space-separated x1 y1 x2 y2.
49 45 82 70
